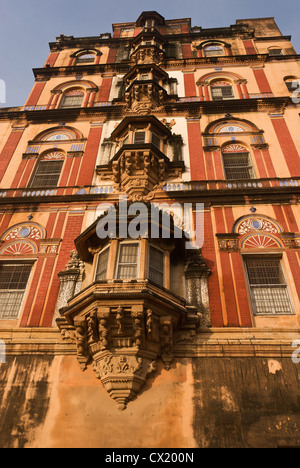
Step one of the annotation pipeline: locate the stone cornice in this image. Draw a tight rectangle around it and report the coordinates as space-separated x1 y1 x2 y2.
0 327 298 359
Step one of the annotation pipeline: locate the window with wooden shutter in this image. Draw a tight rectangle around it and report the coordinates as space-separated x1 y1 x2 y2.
0 263 32 319
245 257 293 315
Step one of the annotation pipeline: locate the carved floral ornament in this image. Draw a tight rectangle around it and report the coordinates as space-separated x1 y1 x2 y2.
217 215 299 251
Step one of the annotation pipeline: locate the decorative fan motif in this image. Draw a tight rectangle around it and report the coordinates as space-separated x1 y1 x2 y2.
241 234 282 249
222 144 248 153
65 89 85 96
0 241 36 255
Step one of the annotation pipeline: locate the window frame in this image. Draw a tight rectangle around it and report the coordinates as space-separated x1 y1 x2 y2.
204 45 224 57
243 255 294 316
0 261 33 320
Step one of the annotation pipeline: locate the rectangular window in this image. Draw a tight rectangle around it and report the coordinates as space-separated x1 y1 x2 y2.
223 153 254 180
134 132 146 144
95 248 110 281
269 49 283 56
151 133 161 149
117 243 139 279
245 257 293 315
60 95 84 109
0 263 32 319
31 160 64 188
211 86 234 101
149 246 164 286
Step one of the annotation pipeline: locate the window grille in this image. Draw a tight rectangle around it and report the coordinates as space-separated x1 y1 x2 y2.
245 258 293 315
117 243 139 279
0 264 32 319
31 160 64 188
95 248 110 281
222 152 254 180
60 94 84 109
149 246 164 286
211 86 234 101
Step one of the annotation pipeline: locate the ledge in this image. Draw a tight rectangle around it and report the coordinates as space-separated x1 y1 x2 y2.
0 327 298 358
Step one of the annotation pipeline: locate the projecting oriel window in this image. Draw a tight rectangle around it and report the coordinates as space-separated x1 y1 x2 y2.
245 257 293 315
116 243 139 280
30 160 64 188
0 263 32 319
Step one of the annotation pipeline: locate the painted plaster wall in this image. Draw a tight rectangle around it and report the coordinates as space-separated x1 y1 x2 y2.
0 354 300 448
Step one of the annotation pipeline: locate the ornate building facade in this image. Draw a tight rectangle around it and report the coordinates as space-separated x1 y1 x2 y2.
0 12 300 448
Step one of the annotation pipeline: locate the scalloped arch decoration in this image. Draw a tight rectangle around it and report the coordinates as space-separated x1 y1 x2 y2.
1 223 46 242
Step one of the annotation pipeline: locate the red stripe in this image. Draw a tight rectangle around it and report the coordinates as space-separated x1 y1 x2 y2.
77 125 103 186
187 120 205 180
0 129 25 182
271 117 300 176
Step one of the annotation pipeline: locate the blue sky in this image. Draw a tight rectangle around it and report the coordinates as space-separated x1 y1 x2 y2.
1 0 300 107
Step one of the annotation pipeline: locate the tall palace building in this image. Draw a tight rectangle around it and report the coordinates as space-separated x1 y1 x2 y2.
0 11 300 448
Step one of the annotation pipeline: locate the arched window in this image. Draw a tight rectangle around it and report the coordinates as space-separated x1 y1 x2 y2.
60 89 85 109
210 81 235 101
30 152 65 188
204 44 224 57
222 144 255 180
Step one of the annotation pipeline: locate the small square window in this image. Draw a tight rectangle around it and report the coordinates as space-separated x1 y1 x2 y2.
134 132 146 144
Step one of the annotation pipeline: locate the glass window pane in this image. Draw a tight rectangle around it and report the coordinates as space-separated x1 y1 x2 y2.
117 244 139 279
96 248 109 281
149 246 164 286
151 133 161 149
60 95 84 108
